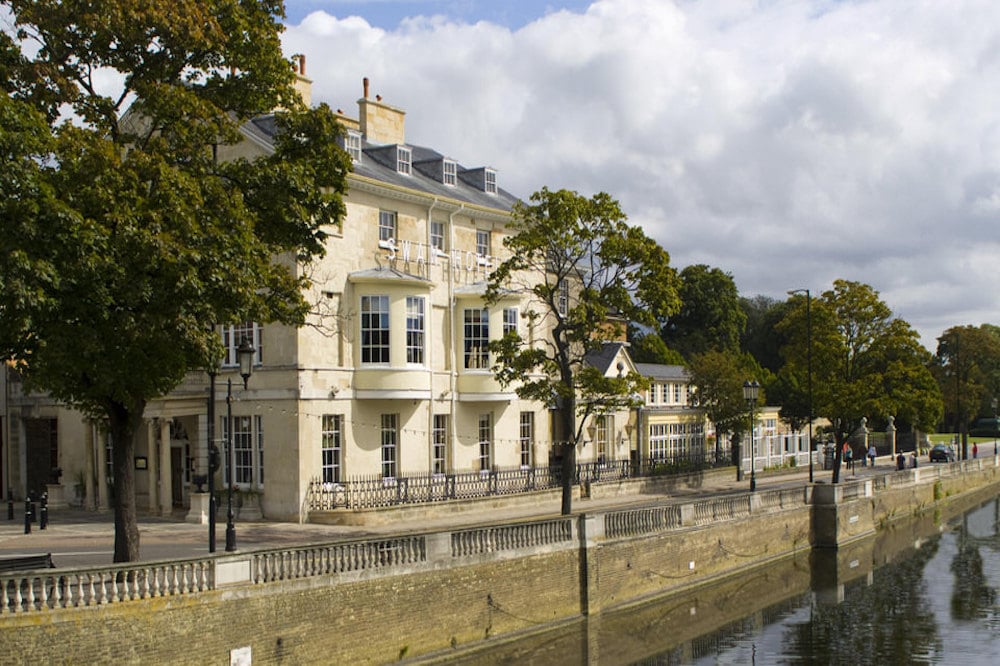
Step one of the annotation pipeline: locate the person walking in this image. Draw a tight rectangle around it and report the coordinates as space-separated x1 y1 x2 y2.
868 443 877 468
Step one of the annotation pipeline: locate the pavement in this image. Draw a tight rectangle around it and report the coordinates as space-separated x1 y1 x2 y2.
0 461 888 569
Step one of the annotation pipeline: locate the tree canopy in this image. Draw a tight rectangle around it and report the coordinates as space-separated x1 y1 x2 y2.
0 0 351 560
661 264 746 360
777 280 941 482
486 187 680 514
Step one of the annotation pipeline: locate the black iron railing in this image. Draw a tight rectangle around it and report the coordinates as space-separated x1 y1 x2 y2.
307 449 736 511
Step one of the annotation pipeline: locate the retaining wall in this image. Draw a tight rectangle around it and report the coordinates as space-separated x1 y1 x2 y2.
2 458 999 665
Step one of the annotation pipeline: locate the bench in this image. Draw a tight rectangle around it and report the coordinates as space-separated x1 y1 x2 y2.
0 553 55 573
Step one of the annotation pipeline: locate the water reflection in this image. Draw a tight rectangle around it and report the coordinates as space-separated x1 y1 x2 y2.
431 492 1000 665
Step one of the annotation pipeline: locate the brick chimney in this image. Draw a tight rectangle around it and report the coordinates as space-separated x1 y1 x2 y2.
292 54 312 107
358 77 406 145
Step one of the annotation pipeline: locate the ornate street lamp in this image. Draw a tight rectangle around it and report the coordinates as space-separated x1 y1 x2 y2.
225 336 256 552
744 379 760 491
788 289 813 482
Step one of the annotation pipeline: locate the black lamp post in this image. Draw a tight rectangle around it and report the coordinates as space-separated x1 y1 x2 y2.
225 336 256 553
788 289 813 482
744 379 760 491
207 367 218 553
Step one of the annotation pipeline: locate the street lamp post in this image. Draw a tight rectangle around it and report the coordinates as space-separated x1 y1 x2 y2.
743 380 760 491
788 289 813 482
207 368 218 553
225 336 256 553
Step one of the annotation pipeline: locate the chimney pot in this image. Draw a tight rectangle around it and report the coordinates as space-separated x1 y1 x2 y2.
363 77 369 99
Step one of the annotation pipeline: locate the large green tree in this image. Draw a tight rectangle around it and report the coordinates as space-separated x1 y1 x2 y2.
932 325 1000 459
661 264 746 360
486 187 681 515
0 0 350 561
777 280 941 483
687 349 767 470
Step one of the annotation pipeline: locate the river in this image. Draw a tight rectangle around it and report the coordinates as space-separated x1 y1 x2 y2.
433 490 1000 665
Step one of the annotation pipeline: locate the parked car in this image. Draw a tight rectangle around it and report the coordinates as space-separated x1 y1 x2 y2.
929 444 956 463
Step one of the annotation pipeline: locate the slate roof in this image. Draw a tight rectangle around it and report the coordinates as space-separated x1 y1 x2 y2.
247 116 520 212
584 342 630 376
634 363 690 381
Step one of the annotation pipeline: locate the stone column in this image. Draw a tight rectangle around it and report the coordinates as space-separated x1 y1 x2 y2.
84 423 96 510
159 419 172 515
147 420 159 513
95 425 108 511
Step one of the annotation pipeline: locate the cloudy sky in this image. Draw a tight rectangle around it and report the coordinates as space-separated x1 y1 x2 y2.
281 0 1000 352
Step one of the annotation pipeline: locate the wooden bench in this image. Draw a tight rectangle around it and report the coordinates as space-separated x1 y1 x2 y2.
0 553 55 573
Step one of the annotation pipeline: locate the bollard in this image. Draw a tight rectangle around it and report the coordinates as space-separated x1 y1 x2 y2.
40 492 48 530
7 491 12 521
24 495 31 534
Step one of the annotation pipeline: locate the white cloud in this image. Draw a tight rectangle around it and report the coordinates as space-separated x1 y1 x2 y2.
283 0 1000 351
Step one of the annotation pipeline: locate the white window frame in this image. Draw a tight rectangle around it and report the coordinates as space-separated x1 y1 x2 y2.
345 131 362 163
222 414 263 490
381 413 398 479
478 413 493 471
406 296 425 365
476 229 491 257
463 308 489 369
361 295 390 364
519 412 534 469
321 414 343 484
378 210 397 244
430 220 446 252
221 322 263 367
396 146 412 175
443 159 457 186
432 414 448 475
503 308 518 337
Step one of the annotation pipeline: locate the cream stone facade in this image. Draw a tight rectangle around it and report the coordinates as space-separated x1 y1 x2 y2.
0 67 808 521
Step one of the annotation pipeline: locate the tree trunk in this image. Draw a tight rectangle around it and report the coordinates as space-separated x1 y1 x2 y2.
107 400 143 562
559 399 577 516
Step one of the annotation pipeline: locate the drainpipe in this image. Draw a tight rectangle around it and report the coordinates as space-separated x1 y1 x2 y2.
448 204 466 471
427 197 438 469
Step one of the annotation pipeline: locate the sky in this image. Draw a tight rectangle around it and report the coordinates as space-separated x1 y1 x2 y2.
281 0 1000 352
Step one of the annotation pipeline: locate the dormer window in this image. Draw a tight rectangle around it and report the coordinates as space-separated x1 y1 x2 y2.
396 146 411 175
345 131 362 163
443 159 457 186
484 168 497 194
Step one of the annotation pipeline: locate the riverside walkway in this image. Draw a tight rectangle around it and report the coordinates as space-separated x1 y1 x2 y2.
0 461 890 568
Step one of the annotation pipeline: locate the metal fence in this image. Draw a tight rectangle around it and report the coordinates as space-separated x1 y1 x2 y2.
307 449 739 512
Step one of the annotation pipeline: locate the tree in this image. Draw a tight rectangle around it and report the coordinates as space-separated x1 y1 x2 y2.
741 294 790 373
486 187 681 515
687 350 766 469
0 1 351 561
628 330 685 365
932 325 1000 459
661 264 746 360
777 280 942 483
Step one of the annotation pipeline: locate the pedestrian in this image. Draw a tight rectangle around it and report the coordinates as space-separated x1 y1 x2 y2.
973 442 978 459
868 444 876 468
